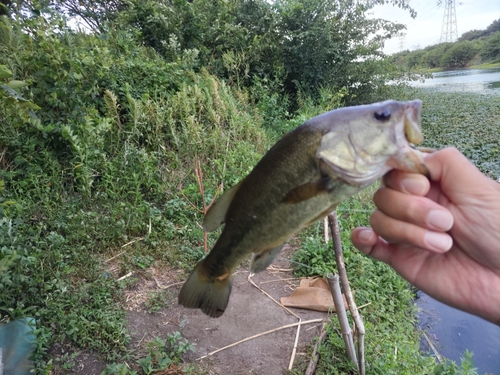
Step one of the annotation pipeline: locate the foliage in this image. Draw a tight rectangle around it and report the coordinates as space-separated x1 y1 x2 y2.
0 11 267 372
389 18 500 70
4 0 418 106
102 332 195 375
137 333 195 375
433 350 478 375
440 41 480 69
417 90 500 180
480 31 500 62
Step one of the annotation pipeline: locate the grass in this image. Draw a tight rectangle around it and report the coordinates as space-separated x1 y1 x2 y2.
468 62 500 69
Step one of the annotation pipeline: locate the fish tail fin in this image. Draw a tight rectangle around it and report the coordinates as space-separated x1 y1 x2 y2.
178 261 232 318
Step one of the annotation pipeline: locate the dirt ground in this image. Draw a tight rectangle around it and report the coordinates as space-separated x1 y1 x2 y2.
64 245 330 375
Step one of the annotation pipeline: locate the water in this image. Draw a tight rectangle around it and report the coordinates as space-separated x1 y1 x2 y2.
417 292 500 374
411 67 500 94
412 67 500 374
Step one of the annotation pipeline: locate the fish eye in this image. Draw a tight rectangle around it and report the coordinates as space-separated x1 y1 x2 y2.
374 109 391 121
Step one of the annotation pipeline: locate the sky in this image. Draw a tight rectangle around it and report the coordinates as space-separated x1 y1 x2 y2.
370 0 500 55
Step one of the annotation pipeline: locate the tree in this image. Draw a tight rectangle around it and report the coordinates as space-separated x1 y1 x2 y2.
421 43 452 68
480 31 500 62
440 40 479 69
458 29 484 42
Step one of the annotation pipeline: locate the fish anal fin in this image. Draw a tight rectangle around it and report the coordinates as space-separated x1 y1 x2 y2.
203 181 243 232
249 245 283 273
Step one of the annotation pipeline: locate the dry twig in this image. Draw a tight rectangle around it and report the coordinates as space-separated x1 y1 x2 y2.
104 251 126 263
196 318 324 360
305 322 328 375
422 331 443 363
182 159 222 252
247 275 301 371
117 272 133 281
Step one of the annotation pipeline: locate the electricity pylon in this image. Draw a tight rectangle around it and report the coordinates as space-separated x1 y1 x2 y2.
438 0 458 43
398 34 406 52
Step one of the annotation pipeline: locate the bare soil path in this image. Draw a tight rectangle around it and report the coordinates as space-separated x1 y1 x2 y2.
64 245 329 375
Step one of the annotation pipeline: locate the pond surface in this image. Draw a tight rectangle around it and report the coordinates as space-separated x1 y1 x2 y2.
413 66 500 374
412 67 500 94
417 292 500 374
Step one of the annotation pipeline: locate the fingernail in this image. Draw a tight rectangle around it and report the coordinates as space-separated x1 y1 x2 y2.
424 231 453 252
427 210 454 231
358 228 374 242
401 175 426 195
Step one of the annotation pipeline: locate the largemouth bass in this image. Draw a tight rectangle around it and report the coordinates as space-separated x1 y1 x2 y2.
178 99 428 318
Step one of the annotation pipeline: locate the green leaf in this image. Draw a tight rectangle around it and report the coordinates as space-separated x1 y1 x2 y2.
0 65 12 79
6 80 29 89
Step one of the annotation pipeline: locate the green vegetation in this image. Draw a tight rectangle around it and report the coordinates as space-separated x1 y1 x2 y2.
0 0 498 373
390 18 500 70
101 332 195 375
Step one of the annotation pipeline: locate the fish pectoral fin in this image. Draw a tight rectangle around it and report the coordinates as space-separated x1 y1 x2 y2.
203 180 243 232
282 177 332 204
249 245 283 273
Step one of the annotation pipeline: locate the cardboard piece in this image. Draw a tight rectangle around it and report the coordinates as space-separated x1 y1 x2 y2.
280 277 348 312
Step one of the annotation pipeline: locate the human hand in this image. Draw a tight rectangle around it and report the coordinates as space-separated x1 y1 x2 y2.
351 147 500 325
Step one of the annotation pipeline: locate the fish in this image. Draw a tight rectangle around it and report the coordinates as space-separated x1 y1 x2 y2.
178 99 428 318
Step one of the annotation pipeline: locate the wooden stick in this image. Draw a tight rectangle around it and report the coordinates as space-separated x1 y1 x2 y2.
328 212 366 375
247 275 302 371
422 331 443 363
288 320 301 371
327 275 358 367
247 275 300 319
305 323 327 375
357 302 372 310
104 251 126 263
259 277 301 284
117 272 133 281
153 276 184 290
324 216 329 243
121 237 144 248
196 318 324 360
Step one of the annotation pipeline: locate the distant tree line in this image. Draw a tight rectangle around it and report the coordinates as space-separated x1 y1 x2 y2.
389 18 500 70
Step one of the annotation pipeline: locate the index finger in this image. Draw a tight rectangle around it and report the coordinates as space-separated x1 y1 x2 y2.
383 170 430 196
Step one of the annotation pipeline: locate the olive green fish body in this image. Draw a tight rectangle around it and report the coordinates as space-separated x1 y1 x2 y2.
201 125 358 274
179 100 429 317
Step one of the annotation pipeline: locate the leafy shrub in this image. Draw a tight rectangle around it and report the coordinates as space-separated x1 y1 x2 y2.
440 41 480 69
480 31 500 62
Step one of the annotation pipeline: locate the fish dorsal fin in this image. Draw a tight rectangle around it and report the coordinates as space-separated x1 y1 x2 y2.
202 181 243 232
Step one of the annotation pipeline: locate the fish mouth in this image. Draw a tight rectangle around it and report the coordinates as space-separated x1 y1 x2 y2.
386 147 429 177
404 100 424 144
387 100 429 177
